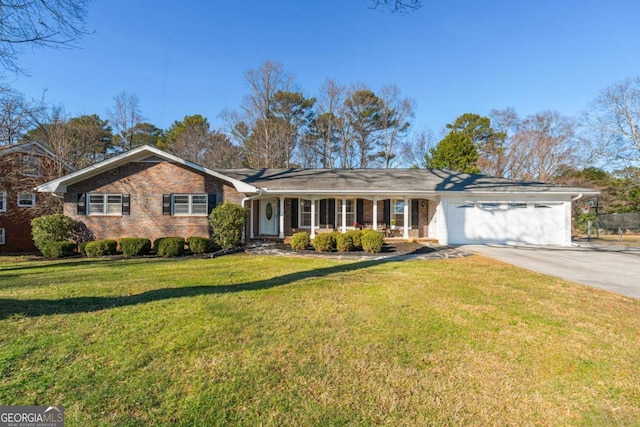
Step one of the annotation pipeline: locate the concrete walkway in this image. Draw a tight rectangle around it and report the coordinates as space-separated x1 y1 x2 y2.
463 243 640 299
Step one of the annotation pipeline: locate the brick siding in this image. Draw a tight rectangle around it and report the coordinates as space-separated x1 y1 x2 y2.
64 161 243 242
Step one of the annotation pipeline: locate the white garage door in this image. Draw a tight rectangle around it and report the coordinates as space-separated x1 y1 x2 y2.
447 202 566 245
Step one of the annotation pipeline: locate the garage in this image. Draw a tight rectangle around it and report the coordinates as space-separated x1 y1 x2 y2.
445 201 568 245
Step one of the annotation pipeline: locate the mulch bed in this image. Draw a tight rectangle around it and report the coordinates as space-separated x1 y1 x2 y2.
273 241 435 256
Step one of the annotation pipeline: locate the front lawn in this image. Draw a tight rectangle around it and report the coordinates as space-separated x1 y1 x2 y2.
0 254 639 426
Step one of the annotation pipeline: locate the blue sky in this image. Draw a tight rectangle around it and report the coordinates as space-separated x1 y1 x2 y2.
8 0 640 135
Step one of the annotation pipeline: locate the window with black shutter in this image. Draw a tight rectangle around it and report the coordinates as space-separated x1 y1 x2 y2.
356 199 364 225
328 199 335 227
162 194 172 215
411 199 419 229
77 193 86 215
208 194 217 214
383 199 391 226
290 198 298 228
122 194 131 215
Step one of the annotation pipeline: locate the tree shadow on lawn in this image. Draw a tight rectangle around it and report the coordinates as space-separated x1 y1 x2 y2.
0 256 410 320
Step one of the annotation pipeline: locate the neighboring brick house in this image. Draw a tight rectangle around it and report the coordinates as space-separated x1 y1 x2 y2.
38 145 598 246
0 141 68 253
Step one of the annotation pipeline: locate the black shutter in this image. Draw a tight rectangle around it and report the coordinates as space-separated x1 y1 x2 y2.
328 199 336 228
77 193 86 215
290 198 298 228
319 199 327 226
383 199 391 226
162 194 172 215
122 194 130 215
208 194 217 214
356 198 364 225
411 199 419 229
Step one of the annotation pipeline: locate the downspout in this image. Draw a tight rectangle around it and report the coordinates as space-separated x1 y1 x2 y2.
571 193 583 202
241 189 263 243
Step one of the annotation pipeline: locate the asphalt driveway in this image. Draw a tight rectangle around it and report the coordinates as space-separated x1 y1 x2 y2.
463 243 640 299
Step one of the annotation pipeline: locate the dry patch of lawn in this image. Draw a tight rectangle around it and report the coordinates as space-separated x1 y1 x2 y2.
0 254 639 426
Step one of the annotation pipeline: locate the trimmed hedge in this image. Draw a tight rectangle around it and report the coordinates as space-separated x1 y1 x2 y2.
291 232 310 252
42 241 76 259
313 233 336 252
345 230 363 250
209 203 249 249
78 241 91 256
361 229 385 253
187 236 211 254
120 238 151 257
156 237 185 257
335 233 354 252
153 237 166 252
84 239 118 257
31 214 75 252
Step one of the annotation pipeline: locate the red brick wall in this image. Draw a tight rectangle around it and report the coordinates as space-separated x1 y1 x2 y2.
64 161 243 242
0 151 64 253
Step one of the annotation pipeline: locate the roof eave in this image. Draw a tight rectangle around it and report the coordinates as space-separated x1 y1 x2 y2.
36 145 259 194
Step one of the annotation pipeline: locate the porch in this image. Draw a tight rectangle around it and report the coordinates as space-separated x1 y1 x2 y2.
247 196 437 240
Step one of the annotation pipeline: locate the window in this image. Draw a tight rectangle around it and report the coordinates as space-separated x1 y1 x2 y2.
0 228 4 245
300 199 319 227
0 191 6 212
479 202 501 210
22 156 41 177
17 192 36 208
173 194 207 215
508 203 528 209
392 200 405 227
336 199 355 228
88 193 122 215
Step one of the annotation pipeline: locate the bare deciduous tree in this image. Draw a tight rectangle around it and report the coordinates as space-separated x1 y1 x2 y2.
0 87 44 145
109 91 143 152
377 84 414 168
0 0 90 73
491 109 577 181
370 0 422 13
399 127 434 168
584 76 640 167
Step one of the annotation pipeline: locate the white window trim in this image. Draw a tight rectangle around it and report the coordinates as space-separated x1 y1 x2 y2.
172 193 208 216
88 193 122 216
299 199 320 228
0 191 6 213
0 228 5 245
391 199 407 228
17 192 36 208
22 155 41 177
336 198 356 229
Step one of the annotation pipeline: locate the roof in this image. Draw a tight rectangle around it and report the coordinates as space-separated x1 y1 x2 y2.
217 168 599 196
36 145 599 197
1 141 59 160
36 145 258 194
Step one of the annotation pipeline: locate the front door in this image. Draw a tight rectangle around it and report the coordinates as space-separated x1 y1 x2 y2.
259 198 277 235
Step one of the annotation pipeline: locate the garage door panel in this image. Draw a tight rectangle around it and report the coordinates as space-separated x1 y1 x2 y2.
447 202 565 245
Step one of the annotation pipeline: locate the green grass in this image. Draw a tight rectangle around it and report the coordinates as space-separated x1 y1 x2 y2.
1 254 639 426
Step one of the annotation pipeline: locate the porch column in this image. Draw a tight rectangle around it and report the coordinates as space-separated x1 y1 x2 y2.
341 197 347 233
310 197 316 239
403 196 409 239
279 197 285 238
249 200 255 239
372 196 378 230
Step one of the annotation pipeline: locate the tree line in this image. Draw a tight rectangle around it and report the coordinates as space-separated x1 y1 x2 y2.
1 60 639 213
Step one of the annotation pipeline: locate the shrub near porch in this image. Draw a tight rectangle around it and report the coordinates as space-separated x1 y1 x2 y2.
0 255 639 426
